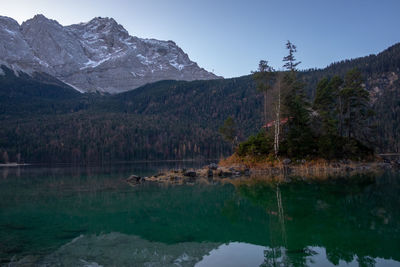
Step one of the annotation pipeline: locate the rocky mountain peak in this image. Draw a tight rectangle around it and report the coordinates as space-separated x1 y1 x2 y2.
68 16 131 49
22 14 62 29
83 17 126 34
21 14 86 72
0 15 19 29
88 16 118 26
32 14 51 21
0 14 220 93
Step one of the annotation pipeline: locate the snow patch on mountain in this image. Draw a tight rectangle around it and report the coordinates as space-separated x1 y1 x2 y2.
61 80 85 93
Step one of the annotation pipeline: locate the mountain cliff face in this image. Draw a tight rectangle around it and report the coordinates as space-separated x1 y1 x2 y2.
0 14 220 93
0 16 43 74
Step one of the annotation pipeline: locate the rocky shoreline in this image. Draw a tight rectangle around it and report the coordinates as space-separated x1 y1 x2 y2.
126 164 249 186
126 159 399 186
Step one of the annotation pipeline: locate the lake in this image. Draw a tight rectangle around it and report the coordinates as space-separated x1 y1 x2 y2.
0 163 399 266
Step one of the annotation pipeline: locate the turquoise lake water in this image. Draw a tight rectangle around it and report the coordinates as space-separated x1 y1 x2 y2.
0 163 399 266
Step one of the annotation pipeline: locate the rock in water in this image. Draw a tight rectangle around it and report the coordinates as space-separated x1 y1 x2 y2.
208 163 218 170
126 174 144 185
184 171 197 178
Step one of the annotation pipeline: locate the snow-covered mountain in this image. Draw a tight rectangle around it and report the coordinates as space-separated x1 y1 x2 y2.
0 14 220 93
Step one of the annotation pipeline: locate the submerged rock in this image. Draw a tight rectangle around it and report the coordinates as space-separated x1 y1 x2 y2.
126 174 145 186
127 175 141 182
345 166 354 172
217 170 233 177
184 171 197 178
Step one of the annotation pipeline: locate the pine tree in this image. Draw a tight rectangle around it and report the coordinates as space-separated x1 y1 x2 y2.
282 41 301 72
253 60 275 125
219 116 238 149
313 76 343 158
314 76 342 136
340 69 372 140
281 41 314 158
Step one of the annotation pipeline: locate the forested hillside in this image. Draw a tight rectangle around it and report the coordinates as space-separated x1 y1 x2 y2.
301 43 400 152
0 66 87 116
0 43 399 163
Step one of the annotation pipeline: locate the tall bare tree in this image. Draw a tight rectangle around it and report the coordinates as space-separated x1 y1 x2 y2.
273 73 283 157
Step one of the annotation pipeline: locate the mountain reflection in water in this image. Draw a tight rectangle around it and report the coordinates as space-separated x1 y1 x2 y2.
0 164 399 266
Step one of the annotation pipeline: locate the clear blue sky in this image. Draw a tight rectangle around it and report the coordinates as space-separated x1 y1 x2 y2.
3 0 400 78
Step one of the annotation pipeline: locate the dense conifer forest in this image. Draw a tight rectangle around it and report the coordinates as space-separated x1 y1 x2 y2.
0 43 399 163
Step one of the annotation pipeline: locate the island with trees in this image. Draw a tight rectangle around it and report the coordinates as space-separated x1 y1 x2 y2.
220 41 377 166
135 42 397 185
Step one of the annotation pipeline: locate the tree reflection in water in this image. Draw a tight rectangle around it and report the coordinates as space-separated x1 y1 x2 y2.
234 172 400 266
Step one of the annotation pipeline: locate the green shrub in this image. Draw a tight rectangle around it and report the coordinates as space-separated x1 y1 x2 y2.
237 131 273 157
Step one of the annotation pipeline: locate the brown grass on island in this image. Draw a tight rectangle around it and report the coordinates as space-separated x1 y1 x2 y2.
218 153 396 182
220 153 386 170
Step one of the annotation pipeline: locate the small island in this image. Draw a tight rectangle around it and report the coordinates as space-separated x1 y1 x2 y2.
214 42 400 179
128 41 399 186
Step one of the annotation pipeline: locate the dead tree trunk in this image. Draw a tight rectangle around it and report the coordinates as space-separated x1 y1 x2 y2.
274 76 281 157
